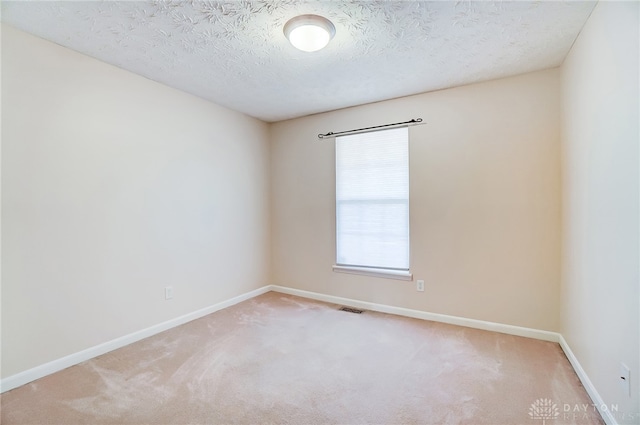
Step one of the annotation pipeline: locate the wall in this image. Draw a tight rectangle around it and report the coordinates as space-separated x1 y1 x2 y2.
270 69 561 332
560 2 640 423
1 25 271 378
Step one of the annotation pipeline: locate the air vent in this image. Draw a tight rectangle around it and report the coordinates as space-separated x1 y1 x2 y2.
339 306 364 314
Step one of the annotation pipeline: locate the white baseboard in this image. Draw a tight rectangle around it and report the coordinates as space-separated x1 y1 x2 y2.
271 285 615 424
270 285 560 342
558 335 618 425
2 282 611 425
0 285 271 393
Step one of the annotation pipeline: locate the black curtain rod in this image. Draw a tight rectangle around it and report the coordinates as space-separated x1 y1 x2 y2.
317 118 423 139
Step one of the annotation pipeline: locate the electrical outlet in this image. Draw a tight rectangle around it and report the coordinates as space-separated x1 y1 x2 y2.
620 363 630 396
165 286 173 300
416 280 425 292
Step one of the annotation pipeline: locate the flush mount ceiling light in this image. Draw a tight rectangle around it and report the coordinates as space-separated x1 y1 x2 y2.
283 14 336 52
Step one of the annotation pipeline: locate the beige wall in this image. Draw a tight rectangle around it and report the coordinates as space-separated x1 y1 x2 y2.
1 26 271 378
270 69 561 331
560 2 639 422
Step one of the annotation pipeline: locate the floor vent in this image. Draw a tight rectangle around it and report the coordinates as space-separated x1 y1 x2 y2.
339 306 364 314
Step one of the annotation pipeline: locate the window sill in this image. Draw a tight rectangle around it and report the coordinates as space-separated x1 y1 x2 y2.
332 265 413 281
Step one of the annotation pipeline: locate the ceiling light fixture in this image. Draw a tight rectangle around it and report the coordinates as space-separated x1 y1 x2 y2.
283 14 336 52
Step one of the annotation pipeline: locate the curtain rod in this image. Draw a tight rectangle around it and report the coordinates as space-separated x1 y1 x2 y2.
317 118 423 139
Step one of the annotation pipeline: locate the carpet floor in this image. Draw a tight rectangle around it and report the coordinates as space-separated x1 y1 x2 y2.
1 292 603 424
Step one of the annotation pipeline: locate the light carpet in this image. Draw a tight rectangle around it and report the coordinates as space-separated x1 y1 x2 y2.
1 292 603 424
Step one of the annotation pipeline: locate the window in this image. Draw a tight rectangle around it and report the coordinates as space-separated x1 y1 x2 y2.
334 127 411 280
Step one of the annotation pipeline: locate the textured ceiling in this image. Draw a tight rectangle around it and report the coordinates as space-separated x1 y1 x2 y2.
2 1 596 122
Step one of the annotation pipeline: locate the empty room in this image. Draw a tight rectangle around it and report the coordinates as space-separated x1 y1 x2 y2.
1 1 638 424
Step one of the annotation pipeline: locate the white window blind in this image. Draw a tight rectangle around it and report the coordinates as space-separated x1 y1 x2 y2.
335 127 409 271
